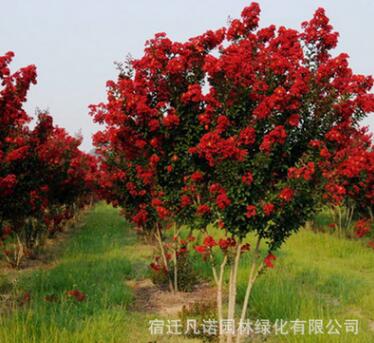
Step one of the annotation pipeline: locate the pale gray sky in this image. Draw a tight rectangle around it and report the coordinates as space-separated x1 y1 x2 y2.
1 0 373 150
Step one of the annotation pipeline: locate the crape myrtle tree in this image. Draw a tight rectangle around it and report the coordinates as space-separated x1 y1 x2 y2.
321 127 373 238
0 51 36 226
30 112 98 237
186 5 373 342
91 28 226 292
0 52 97 267
0 51 40 265
185 5 373 342
92 2 374 341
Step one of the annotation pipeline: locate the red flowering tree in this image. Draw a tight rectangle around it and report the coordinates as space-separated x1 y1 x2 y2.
92 3 374 341
185 6 373 342
320 127 373 239
0 51 36 226
0 52 96 267
30 112 97 235
0 51 38 264
91 28 226 292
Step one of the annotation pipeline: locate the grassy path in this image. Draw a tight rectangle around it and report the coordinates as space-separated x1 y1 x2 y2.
0 203 373 342
0 204 173 342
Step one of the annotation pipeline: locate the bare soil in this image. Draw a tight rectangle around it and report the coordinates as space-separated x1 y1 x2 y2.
126 278 217 316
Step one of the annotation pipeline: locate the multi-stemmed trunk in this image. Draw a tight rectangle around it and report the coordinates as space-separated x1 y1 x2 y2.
210 253 228 343
154 223 182 293
172 223 179 293
226 243 242 343
207 234 265 343
154 224 174 293
235 236 263 343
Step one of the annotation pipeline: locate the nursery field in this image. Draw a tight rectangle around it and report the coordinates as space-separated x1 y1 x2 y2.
0 203 373 343
1 2 374 343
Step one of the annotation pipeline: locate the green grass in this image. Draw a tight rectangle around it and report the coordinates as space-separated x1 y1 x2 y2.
0 203 373 342
191 229 374 342
0 204 156 343
245 231 374 342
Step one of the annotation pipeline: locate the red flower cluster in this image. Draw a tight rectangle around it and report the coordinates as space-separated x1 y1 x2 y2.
288 162 315 181
263 203 275 216
195 235 237 256
264 252 276 268
216 192 231 210
355 219 371 238
204 236 217 248
180 195 192 208
301 8 339 63
218 238 236 250
242 171 254 186
163 112 180 128
67 289 86 302
191 171 204 182
241 243 251 252
321 128 374 208
190 131 247 166
260 126 287 153
287 114 300 127
245 205 257 218
181 84 204 103
197 204 211 216
132 209 148 226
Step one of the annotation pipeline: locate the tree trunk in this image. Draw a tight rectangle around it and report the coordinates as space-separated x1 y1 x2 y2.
368 207 373 221
227 242 242 343
173 224 179 292
217 255 227 343
154 225 174 293
236 236 262 343
173 247 178 293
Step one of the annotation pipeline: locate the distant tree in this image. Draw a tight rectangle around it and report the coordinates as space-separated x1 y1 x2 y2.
0 52 96 267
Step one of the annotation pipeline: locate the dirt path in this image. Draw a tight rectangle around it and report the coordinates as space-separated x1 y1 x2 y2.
126 278 217 316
